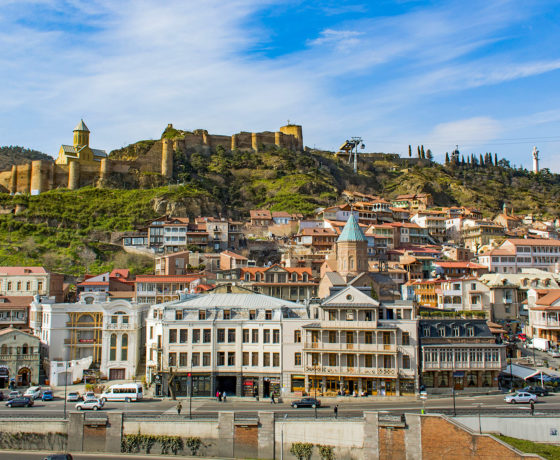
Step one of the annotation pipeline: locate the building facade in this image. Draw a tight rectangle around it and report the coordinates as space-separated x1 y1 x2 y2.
0 328 41 387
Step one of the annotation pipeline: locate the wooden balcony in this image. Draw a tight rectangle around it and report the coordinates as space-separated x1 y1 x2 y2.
304 365 397 377
303 342 396 353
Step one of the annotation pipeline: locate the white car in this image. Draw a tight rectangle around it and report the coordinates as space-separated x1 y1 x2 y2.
23 386 42 400
76 399 103 411
83 391 97 401
504 392 537 404
548 349 560 358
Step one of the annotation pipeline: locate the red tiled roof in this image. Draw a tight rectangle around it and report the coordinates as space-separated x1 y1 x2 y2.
505 238 560 246
533 290 560 308
135 275 202 283
0 267 47 275
77 281 109 286
221 250 247 260
0 296 34 307
434 262 488 269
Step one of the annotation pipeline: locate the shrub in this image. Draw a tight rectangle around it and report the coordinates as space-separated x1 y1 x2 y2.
317 444 335 460
290 442 314 460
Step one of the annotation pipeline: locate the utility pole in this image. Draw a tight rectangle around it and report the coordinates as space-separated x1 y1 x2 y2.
63 360 68 419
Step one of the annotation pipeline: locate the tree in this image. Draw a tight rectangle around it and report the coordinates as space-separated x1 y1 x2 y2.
417 146 421 158
445 152 450 164
479 153 484 166
408 145 412 157
488 153 493 166
426 149 433 161
421 145 425 158
494 153 498 166
461 155 465 165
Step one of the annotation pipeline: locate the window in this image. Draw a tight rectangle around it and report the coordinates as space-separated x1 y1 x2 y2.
249 310 256 320
452 326 460 337
294 352 302 366
192 329 200 343
37 281 43 292
175 310 183 320
111 315 118 324
273 352 280 367
7 282 11 291
402 355 410 369
217 352 225 366
228 329 236 343
169 329 177 343
328 311 336 321
179 352 188 367
109 334 117 361
467 326 475 337
273 329 280 343
263 330 270 343
294 330 301 343
401 332 410 346
329 331 337 343
198 310 206 320
149 326 153 340
252 352 259 366
192 352 200 366
17 282 21 291
227 352 235 366
265 310 272 320
438 327 445 337
252 329 259 343
26 281 31 290
168 352 176 366
365 331 373 344
328 353 337 366
223 310 231 320
180 329 188 343
203 329 211 343
202 352 210 366
243 352 249 366
121 334 128 361
263 353 270 366
243 329 250 343
217 329 225 343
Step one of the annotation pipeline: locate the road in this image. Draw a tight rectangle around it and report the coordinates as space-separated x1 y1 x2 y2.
2 392 560 418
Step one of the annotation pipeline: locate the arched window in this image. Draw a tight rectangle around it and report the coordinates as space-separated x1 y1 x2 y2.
292 273 297 282
256 273 261 282
349 256 354 270
109 334 117 361
79 314 94 323
121 334 128 361
0 344 7 354
303 273 308 282
22 343 28 355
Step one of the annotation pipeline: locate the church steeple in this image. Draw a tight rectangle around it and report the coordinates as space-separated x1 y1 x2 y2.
73 119 90 148
336 214 368 277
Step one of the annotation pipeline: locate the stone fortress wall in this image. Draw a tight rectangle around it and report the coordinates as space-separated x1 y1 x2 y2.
0 123 303 195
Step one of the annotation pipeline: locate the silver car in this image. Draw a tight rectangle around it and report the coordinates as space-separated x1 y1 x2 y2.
504 392 537 404
75 399 103 411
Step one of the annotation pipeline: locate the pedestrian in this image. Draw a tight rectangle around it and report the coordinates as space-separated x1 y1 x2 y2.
223 391 227 402
271 393 275 404
334 404 338 419
216 390 220 401
176 401 182 415
530 400 535 416
218 391 222 402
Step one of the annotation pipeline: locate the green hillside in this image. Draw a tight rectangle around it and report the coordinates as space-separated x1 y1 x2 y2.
0 143 558 276
0 146 53 170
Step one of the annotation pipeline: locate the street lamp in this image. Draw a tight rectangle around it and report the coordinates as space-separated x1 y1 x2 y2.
63 360 68 419
314 364 318 420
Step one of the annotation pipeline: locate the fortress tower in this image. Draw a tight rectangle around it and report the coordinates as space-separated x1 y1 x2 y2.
532 146 540 173
279 123 303 151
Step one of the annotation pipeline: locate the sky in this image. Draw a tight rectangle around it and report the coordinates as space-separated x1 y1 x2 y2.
1 0 560 171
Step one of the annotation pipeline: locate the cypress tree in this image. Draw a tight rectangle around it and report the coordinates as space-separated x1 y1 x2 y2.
408 145 412 157
467 156 471 165
421 145 425 158
461 155 465 165
494 153 498 165
426 149 433 161
417 146 421 158
488 153 493 166
445 152 450 164
479 153 484 166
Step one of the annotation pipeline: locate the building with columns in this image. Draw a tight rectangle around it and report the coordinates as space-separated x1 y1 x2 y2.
298 286 418 397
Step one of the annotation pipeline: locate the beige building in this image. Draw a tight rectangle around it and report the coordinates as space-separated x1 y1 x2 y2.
299 286 418 397
0 267 64 302
0 327 41 387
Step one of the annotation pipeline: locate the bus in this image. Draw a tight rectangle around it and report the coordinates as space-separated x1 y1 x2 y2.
100 383 143 402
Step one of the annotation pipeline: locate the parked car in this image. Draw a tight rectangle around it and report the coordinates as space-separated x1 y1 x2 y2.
548 349 560 358
291 397 321 408
5 396 34 407
8 390 21 399
521 386 548 396
66 392 81 402
517 333 527 342
42 390 54 401
75 399 103 411
505 392 537 404
23 386 42 400
83 391 97 401
42 454 73 460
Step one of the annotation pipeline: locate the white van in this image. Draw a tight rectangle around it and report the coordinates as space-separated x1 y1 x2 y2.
24 386 42 400
100 383 143 402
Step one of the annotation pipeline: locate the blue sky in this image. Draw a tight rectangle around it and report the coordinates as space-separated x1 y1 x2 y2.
1 0 559 170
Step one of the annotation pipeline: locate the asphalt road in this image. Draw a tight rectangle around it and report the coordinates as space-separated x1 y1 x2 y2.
2 392 560 418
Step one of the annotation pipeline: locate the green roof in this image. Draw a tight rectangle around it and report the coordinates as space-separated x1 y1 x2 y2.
74 119 90 132
337 214 367 242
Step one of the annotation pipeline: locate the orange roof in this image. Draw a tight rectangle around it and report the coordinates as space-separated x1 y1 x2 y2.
434 262 488 269
221 250 247 260
506 238 560 246
0 296 34 308
533 290 560 308
0 267 47 275
135 275 201 283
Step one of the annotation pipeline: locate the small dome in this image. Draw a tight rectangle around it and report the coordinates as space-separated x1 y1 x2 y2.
73 119 90 132
337 214 367 243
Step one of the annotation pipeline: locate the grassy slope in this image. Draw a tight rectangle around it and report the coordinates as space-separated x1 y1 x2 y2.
0 145 559 275
496 435 560 460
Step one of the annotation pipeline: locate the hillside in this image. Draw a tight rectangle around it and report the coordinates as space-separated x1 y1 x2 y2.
0 146 53 170
0 142 559 276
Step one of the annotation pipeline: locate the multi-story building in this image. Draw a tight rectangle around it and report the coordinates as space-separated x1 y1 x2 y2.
0 327 41 387
295 227 337 251
392 193 433 211
461 220 505 253
478 238 560 274
0 267 64 302
527 289 560 346
77 269 134 294
300 286 418 396
220 251 249 270
432 261 489 279
30 292 149 380
240 265 317 302
411 212 447 242
406 279 442 308
419 319 506 392
203 218 244 251
0 296 33 331
135 274 203 304
145 292 309 398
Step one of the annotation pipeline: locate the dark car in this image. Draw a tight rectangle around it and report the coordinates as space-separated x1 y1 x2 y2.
291 397 321 408
42 454 73 460
5 396 33 407
521 386 549 396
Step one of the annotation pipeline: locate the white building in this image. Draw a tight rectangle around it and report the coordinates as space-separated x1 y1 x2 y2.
145 292 309 398
30 292 149 381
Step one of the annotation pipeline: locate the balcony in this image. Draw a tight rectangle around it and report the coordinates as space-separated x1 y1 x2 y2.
66 322 100 328
423 361 502 370
533 318 560 329
105 322 135 330
308 321 394 330
303 342 396 352
0 353 39 361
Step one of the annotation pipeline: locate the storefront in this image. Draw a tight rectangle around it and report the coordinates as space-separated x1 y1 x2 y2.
263 377 280 398
0 366 8 388
290 375 305 393
242 377 259 397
